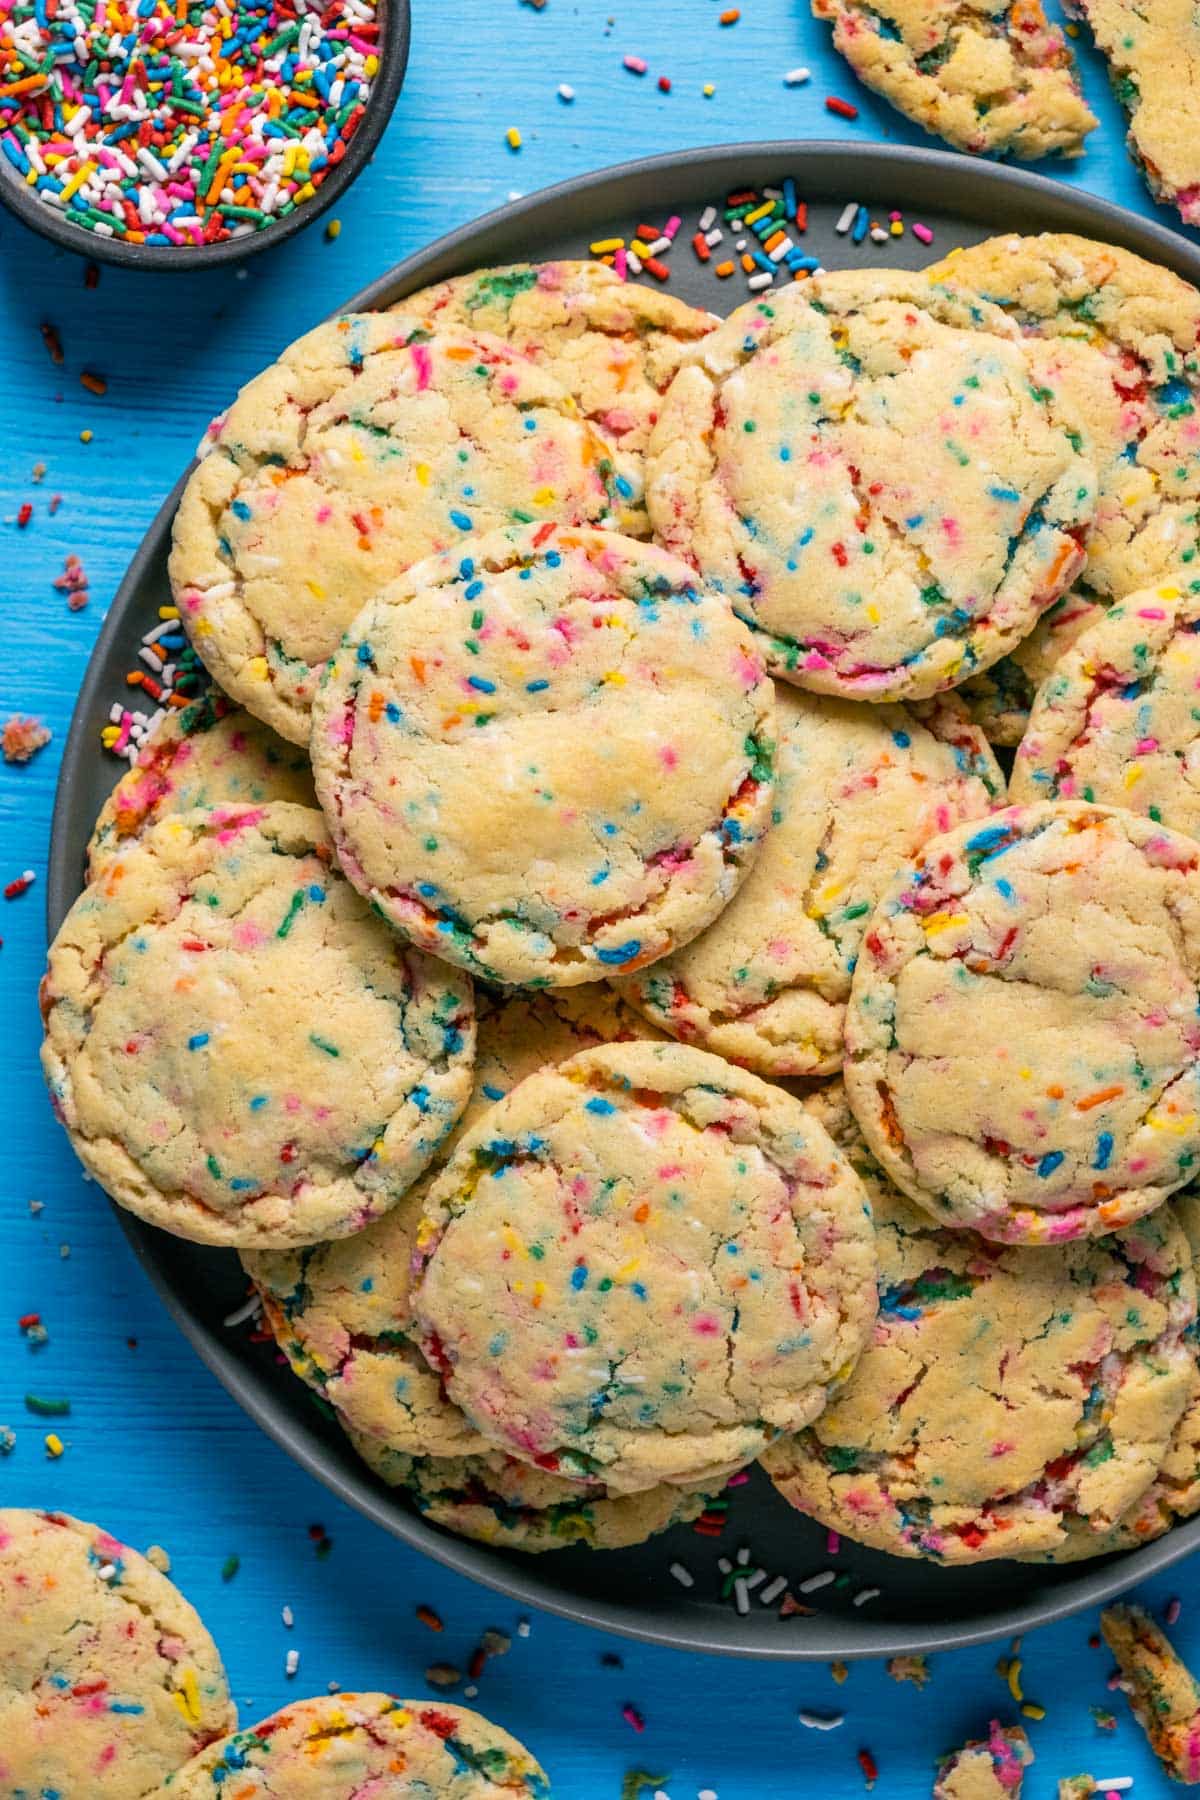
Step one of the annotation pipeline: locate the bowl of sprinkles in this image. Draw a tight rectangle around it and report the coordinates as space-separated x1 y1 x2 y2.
0 0 410 267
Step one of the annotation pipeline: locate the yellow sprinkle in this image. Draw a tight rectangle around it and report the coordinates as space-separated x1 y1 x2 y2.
1021 1703 1045 1721
531 486 556 507
603 670 627 686
416 1218 437 1250
744 200 774 226
590 237 625 254
703 81 715 96
174 1668 202 1726
866 604 880 624
1005 1657 1024 1703
531 1278 545 1308
364 53 378 75
306 580 326 600
1018 1067 1032 1080
58 160 95 203
79 429 92 444
295 181 315 203
502 1225 528 1260
616 1257 641 1281
101 727 120 746
192 618 213 637
890 219 904 237
325 218 342 241
246 656 269 682
158 605 180 619
629 239 651 260
44 1433 64 1458
1124 765 1144 789
506 126 522 150
414 463 431 487
922 912 968 936
1159 585 1182 600
1147 1110 1197 1135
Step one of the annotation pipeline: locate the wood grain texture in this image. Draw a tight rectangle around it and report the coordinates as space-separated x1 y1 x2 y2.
1 1 1198 1793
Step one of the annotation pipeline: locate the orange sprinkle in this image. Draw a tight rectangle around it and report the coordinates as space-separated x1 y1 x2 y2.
409 656 426 685
1076 1085 1124 1112
0 74 47 97
367 691 384 724
1045 1084 1064 1100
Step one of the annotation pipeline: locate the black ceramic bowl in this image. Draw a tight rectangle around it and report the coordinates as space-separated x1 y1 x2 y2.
0 0 410 272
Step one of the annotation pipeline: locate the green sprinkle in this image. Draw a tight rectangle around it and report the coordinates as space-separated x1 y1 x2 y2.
310 1034 340 1057
221 1554 241 1582
277 889 305 938
24 1394 70 1417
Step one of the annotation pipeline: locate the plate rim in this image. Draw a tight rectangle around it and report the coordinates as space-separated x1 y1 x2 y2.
46 137 1200 1660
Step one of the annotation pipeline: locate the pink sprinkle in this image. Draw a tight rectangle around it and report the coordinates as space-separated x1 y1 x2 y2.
1136 607 1168 619
911 222 933 245
1167 1596 1183 1624
658 745 679 769
411 343 433 391
826 1530 840 1555
622 1703 645 1732
692 1313 721 1336
726 1469 751 1487
1135 737 1159 754
663 214 682 239
614 246 628 281
623 53 648 73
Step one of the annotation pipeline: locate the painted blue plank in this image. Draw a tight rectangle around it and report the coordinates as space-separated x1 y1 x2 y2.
0 1 1195 1794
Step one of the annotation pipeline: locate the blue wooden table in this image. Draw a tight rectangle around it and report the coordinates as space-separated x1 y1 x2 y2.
1 3 1196 1793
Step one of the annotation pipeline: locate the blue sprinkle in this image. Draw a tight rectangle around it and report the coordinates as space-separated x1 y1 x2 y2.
249 1096 268 1111
356 642 373 664
891 730 911 748
632 1281 647 1300
464 580 484 600
546 550 562 568
229 1177 258 1191
1037 1151 1065 1178
482 1083 506 1101
307 884 326 902
1094 1132 1114 1171
450 509 473 531
585 1096 616 1115
385 702 403 723
526 678 550 693
230 498 252 522
468 675 496 694
988 485 1021 503
995 878 1015 901
596 941 641 965
570 1265 589 1290
188 1032 210 1051
411 1085 430 1112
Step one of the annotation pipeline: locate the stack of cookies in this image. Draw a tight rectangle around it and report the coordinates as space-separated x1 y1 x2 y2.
41 240 1200 1567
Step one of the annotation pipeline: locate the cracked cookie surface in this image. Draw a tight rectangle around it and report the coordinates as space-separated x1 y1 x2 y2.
1013 577 1200 837
646 270 1094 702
925 233 1200 743
614 688 1003 1078
88 690 316 877
311 524 776 988
760 1084 1197 1562
1066 1 1200 230
42 804 475 1248
0 1508 235 1799
844 801 1200 1243
813 0 1095 160
412 1039 878 1494
395 259 716 533
170 312 631 744
163 1694 550 1798
243 988 662 1464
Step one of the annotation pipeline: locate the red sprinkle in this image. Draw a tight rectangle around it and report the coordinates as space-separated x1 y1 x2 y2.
416 1604 444 1632
4 872 35 900
657 74 670 92
795 200 808 232
621 1703 645 1733
857 1749 878 1789
826 95 859 119
16 503 32 528
18 1314 40 1330
40 322 63 365
691 232 711 261
643 256 670 281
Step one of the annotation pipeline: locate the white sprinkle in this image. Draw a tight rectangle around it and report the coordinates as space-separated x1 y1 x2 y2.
767 235 793 262
557 83 575 102
762 185 782 200
669 1562 694 1588
282 1605 294 1628
742 1568 767 1592
759 1575 787 1606
16 870 35 887
836 201 858 234
699 1790 718 1800
1093 1783 1133 1793
799 1710 844 1731
285 1649 299 1677
464 1683 478 1698
517 1618 531 1637
222 1294 261 1328
747 271 774 291
853 1586 881 1608
733 1576 750 1615
698 204 716 230
97 1562 117 1581
798 1570 836 1594
784 65 811 84
735 237 746 251
717 1557 733 1574
704 227 723 246
735 1546 751 1566
647 235 671 256
870 225 889 243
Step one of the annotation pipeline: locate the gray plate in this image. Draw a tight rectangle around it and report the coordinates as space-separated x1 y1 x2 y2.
47 141 1200 1659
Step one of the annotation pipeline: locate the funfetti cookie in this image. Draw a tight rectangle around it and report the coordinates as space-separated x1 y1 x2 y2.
1013 578 1200 837
351 1434 711 1554
42 804 475 1249
1028 1189 1200 1562
170 312 634 744
88 689 316 876
162 1695 550 1798
412 1039 878 1495
244 988 662 1462
933 1724 1034 1800
843 802 1200 1244
311 524 776 989
760 1085 1197 1563
1100 1603 1200 1784
813 0 1095 161
646 270 1095 702
1066 2 1200 230
925 232 1200 742
397 260 716 529
0 1509 235 1799
614 688 1003 1078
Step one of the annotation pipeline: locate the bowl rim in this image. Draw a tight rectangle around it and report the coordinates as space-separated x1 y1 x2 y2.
45 138 1200 1658
0 0 411 272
